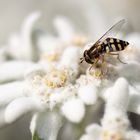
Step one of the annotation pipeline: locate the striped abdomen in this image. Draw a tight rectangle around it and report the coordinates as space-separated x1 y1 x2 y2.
100 37 129 53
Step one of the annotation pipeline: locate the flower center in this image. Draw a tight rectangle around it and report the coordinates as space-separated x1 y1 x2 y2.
44 68 67 89
29 68 68 105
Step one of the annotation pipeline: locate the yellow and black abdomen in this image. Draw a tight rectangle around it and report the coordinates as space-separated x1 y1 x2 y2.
101 37 129 53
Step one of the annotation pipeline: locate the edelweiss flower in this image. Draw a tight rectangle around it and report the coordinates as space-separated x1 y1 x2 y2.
80 78 140 140
0 11 140 140
0 46 85 140
0 12 95 140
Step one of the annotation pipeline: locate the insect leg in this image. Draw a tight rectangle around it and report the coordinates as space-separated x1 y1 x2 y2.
100 55 105 63
100 55 108 75
89 59 99 70
89 65 93 70
79 58 84 64
108 52 127 64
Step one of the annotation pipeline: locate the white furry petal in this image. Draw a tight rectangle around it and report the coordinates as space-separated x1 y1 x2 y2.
61 99 85 123
5 97 40 123
8 12 40 60
128 94 140 115
53 16 75 40
0 81 26 106
0 61 34 83
80 134 93 140
86 124 101 135
126 130 140 140
30 111 63 140
105 77 129 109
59 46 80 70
102 77 130 129
78 85 98 105
21 12 41 60
80 124 101 140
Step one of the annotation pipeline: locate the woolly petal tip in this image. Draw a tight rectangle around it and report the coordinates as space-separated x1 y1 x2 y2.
30 111 63 140
102 78 130 130
80 124 101 140
80 135 93 140
86 124 101 135
21 11 41 39
111 77 129 106
53 16 75 40
105 77 129 107
78 85 98 105
61 99 85 123
0 61 34 83
59 46 80 70
0 81 26 106
5 97 40 123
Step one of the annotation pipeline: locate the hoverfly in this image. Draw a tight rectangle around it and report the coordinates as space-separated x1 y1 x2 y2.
80 19 129 69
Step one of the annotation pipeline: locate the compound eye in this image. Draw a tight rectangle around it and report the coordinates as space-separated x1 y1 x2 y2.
84 51 86 57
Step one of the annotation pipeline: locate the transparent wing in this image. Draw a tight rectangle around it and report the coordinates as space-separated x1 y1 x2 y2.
95 19 126 45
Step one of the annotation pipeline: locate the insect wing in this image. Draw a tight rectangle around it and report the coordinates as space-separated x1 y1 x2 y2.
95 19 126 45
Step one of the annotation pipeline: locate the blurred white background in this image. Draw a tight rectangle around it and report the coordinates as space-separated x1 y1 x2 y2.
0 0 140 140
0 0 140 43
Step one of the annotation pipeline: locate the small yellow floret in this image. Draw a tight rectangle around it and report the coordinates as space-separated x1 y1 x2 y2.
44 68 67 88
101 131 123 140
